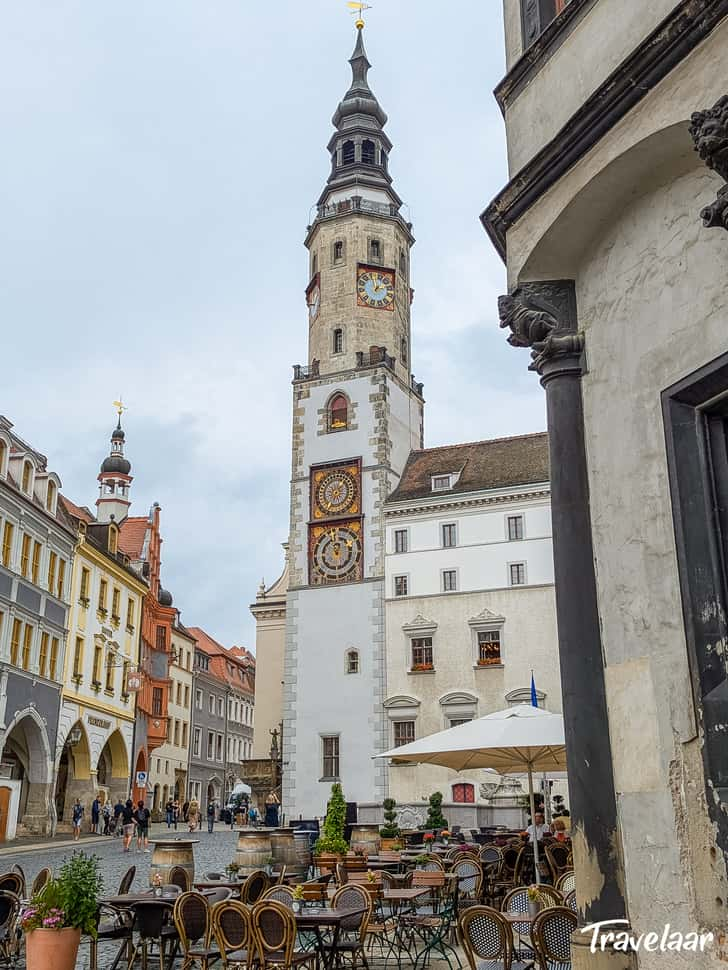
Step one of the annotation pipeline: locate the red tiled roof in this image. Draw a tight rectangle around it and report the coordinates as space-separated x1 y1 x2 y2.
118 516 148 559
60 495 94 524
188 627 255 690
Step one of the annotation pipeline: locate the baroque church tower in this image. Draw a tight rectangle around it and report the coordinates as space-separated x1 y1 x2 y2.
283 24 424 816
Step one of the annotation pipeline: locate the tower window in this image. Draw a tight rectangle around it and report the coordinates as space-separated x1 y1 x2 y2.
401 338 408 364
312 252 318 276
362 139 375 165
333 240 344 263
399 249 406 273
342 140 355 165
333 329 344 354
346 650 359 674
328 394 348 431
381 149 388 168
369 238 381 262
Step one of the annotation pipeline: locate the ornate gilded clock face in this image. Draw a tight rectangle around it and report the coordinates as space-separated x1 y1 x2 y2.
316 469 357 516
310 523 363 583
357 266 395 310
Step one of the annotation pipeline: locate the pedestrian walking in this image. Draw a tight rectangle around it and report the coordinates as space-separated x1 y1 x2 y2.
121 799 135 852
165 799 174 828
206 799 215 834
182 799 189 823
102 801 112 835
72 799 84 842
91 795 101 835
113 799 125 838
134 800 151 852
248 805 257 827
187 797 199 832
172 798 180 830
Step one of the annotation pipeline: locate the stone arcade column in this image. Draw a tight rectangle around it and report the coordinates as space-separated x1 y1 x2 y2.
499 282 634 970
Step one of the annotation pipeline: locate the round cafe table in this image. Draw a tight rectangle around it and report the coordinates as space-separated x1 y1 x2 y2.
148 838 200 887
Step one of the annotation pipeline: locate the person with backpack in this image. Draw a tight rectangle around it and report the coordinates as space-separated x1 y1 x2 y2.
72 799 84 842
134 800 151 852
206 799 216 834
165 798 174 828
121 799 135 853
102 800 112 835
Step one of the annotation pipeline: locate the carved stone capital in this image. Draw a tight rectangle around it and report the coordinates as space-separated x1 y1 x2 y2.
498 280 583 375
689 94 728 231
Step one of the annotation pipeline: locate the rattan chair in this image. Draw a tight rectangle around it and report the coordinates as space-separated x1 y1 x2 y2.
563 890 577 914
335 862 349 886
117 865 136 895
502 885 562 963
250 899 317 970
262 885 296 908
324 884 372 969
0 875 22 897
127 899 176 970
532 906 577 969
555 871 575 895
169 865 192 892
459 905 531 970
10 866 25 899
241 869 270 904
544 844 571 885
173 891 218 970
29 867 52 898
418 856 445 872
0 891 20 967
212 899 251 969
451 859 483 909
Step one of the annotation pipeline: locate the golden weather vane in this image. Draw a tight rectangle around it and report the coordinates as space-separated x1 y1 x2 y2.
346 1 372 29
112 397 128 419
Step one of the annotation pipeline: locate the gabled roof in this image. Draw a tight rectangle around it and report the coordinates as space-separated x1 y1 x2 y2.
118 516 148 560
188 626 255 693
60 495 94 524
386 432 549 504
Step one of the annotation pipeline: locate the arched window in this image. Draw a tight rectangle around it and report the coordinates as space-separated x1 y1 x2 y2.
401 337 408 364
329 394 348 431
46 479 56 513
21 461 33 494
0 439 7 477
346 650 359 674
333 240 344 262
452 783 475 804
342 140 355 165
312 252 318 276
369 238 381 262
381 149 388 168
400 249 406 273
362 139 376 165
333 329 344 354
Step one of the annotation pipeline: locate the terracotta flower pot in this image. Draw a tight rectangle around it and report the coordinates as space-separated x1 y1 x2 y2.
26 927 81 970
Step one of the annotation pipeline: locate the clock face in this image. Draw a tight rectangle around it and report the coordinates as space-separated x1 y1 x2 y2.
309 284 320 322
357 266 395 310
310 522 363 584
316 469 358 516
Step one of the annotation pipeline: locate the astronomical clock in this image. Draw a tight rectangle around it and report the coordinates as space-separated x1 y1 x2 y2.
356 265 395 311
309 460 363 585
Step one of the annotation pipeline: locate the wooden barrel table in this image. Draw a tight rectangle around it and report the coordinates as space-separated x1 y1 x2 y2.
236 828 273 876
350 824 381 857
148 838 199 887
270 828 307 880
293 830 313 879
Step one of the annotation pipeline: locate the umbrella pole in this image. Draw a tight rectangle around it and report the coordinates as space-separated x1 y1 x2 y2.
527 763 541 885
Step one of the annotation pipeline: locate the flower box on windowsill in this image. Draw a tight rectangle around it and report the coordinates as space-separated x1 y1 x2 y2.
409 665 435 674
475 660 504 669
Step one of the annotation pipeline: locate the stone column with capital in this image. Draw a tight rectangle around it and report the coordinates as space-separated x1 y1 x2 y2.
499 282 634 970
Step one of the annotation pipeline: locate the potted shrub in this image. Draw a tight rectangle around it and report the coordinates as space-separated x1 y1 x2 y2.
425 792 448 832
21 852 103 970
379 798 401 851
314 782 349 872
527 885 544 918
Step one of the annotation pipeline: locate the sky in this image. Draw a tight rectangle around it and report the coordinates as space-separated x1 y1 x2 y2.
0 1 546 649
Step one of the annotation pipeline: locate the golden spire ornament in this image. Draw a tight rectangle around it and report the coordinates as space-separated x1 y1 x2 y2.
346 1 372 29
112 398 128 419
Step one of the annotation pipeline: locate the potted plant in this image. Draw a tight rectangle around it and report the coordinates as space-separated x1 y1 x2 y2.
152 872 163 897
379 798 401 851
440 829 451 846
423 832 435 853
225 862 241 881
265 856 275 876
425 792 448 832
527 885 543 918
314 782 349 872
21 852 103 970
292 884 304 913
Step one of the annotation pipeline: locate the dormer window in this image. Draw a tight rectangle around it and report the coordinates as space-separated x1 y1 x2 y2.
108 526 118 555
0 439 7 478
362 139 375 165
342 140 355 165
432 474 452 492
21 460 33 494
46 479 57 514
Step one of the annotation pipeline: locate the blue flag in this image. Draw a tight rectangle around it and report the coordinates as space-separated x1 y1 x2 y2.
531 672 538 708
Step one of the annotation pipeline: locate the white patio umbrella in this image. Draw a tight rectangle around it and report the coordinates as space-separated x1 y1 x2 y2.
376 704 566 883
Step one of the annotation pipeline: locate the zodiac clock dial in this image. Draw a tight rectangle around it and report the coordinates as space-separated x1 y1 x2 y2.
316 469 358 516
310 522 363 584
357 266 395 310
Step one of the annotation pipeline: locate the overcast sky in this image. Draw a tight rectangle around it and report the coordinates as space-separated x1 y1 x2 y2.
0 1 546 648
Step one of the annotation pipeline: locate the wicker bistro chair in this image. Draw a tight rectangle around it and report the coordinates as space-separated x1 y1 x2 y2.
555 872 575 896
0 891 19 968
322 884 372 970
562 890 577 914
491 846 525 906
532 906 578 970
501 886 562 963
451 859 483 910
174 891 219 970
117 865 136 895
459 905 532 970
10 867 25 900
417 856 445 873
250 899 318 970
241 870 271 905
263 886 296 908
169 866 193 893
212 899 251 970
0 876 22 898
29 867 52 898
544 845 571 886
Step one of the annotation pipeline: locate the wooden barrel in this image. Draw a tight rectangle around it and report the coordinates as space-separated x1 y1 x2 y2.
148 839 198 888
350 824 381 857
293 830 313 879
235 828 273 876
270 828 307 880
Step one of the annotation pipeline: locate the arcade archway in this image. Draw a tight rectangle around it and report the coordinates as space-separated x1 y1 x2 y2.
1 709 53 835
54 721 91 822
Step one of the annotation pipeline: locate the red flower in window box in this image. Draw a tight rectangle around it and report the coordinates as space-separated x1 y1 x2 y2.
411 663 434 671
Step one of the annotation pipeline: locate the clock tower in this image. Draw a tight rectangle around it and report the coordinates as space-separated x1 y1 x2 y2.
283 23 424 817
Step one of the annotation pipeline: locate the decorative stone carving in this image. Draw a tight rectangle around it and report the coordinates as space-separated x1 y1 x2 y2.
498 282 583 373
397 806 425 830
689 94 728 231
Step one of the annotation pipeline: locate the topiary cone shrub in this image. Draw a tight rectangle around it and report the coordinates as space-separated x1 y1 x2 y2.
380 798 400 838
425 791 448 831
314 782 348 856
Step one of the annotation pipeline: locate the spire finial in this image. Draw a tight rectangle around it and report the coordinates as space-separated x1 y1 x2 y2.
112 397 127 427
346 1 371 30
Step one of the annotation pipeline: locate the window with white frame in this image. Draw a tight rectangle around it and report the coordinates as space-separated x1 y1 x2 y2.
509 562 527 586
346 649 359 674
440 692 478 730
442 569 457 592
321 736 340 779
208 694 214 714
410 636 433 670
468 608 506 669
393 720 415 747
207 731 214 759
394 529 408 554
195 688 202 709
217 697 224 718
477 630 502 666
432 474 452 492
394 575 409 597
441 523 457 548
507 514 524 541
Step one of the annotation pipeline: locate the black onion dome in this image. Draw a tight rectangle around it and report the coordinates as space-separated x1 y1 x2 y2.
158 588 173 607
101 455 131 474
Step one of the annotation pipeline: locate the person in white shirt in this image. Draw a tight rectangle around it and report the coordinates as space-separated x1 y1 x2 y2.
526 812 551 843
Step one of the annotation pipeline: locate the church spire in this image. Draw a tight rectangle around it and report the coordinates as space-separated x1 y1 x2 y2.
96 403 133 523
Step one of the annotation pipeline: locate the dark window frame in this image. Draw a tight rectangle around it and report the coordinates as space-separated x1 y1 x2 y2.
321 735 340 779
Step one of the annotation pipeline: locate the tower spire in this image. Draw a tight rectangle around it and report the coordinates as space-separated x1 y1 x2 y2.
96 402 133 523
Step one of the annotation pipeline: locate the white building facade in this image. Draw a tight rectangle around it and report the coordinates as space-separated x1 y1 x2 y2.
381 434 561 827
